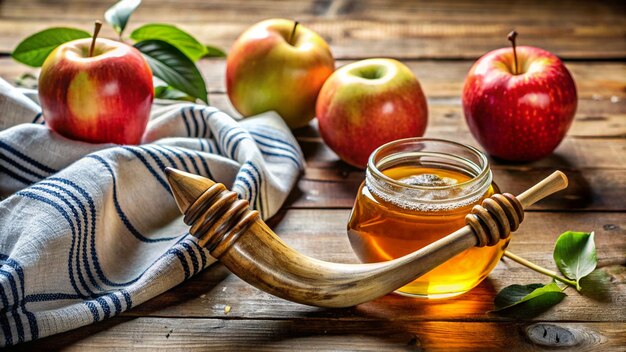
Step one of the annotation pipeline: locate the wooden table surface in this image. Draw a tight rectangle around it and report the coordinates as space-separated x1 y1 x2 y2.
2 0 625 350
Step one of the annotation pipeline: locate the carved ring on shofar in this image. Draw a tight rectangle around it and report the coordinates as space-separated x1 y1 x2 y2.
165 168 568 308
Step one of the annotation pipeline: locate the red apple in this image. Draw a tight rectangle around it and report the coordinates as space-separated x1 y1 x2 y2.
462 34 577 161
316 58 428 169
39 35 153 145
226 19 334 129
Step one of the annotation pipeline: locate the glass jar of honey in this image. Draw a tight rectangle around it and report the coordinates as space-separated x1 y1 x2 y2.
347 138 508 299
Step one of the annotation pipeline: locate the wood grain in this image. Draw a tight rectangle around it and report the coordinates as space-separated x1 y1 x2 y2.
0 1 624 349
119 210 626 322
7 318 626 351
1 1 624 59
290 167 626 211
3 59 625 99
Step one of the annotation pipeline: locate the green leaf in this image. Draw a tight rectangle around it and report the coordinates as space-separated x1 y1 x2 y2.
105 0 141 37
130 24 207 62
554 231 597 291
155 85 196 102
12 27 91 67
204 45 226 58
135 39 208 104
493 283 566 318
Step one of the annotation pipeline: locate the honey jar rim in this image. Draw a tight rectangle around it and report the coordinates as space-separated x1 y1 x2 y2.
367 137 491 191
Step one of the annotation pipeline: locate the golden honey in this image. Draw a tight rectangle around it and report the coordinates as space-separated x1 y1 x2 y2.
347 138 508 298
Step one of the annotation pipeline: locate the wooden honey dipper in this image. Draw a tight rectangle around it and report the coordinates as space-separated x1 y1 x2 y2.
165 168 568 308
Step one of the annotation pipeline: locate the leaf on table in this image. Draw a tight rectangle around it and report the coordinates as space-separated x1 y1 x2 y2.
130 24 208 62
12 28 91 67
135 39 208 104
492 283 566 318
553 231 597 291
204 45 227 58
105 0 142 37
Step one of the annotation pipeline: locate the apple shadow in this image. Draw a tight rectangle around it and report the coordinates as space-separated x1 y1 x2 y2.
491 153 594 210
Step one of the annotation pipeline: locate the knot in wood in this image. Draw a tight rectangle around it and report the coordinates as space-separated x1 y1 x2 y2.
183 183 259 257
464 193 524 247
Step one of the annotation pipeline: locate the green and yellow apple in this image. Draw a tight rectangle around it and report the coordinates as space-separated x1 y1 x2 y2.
39 37 153 144
226 19 335 129
316 59 428 168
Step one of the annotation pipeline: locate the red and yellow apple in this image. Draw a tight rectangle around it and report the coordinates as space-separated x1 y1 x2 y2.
226 19 335 129
462 40 577 161
39 38 153 145
316 58 428 169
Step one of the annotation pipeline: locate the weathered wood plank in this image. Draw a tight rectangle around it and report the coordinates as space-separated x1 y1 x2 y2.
290 168 626 211
298 127 626 170
1 0 624 59
3 59 625 99
8 318 626 352
4 0 625 24
119 210 626 322
2 58 625 139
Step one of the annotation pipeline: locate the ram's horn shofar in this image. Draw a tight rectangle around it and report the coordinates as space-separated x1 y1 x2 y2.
165 168 568 308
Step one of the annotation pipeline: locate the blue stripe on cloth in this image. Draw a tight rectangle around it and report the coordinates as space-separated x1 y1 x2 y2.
16 191 89 299
38 182 105 293
198 139 205 152
167 248 190 279
121 290 132 310
179 242 199 275
226 132 249 159
248 129 301 155
217 125 236 156
241 161 263 217
240 168 258 208
121 147 170 192
0 162 35 185
156 146 190 172
0 274 11 311
249 133 302 167
0 153 46 179
159 146 197 174
0 269 17 345
202 139 214 154
189 108 199 138
169 146 201 175
0 255 38 340
108 293 122 315
198 109 208 138
84 301 100 322
0 140 57 173
95 297 111 319
25 293 82 302
223 128 246 153
259 149 300 168
188 239 208 269
248 162 265 217
88 155 178 243
180 107 191 137
235 174 253 204
187 149 213 180
145 146 177 169
47 177 122 288
31 112 42 124
30 186 96 297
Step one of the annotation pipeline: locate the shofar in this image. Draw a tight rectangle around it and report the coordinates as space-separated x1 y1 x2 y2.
165 167 568 308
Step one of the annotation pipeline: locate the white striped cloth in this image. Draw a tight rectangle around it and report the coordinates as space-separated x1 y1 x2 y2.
0 78 304 346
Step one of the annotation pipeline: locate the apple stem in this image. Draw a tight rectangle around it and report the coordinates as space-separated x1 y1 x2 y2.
289 21 299 46
507 30 519 75
89 20 103 58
